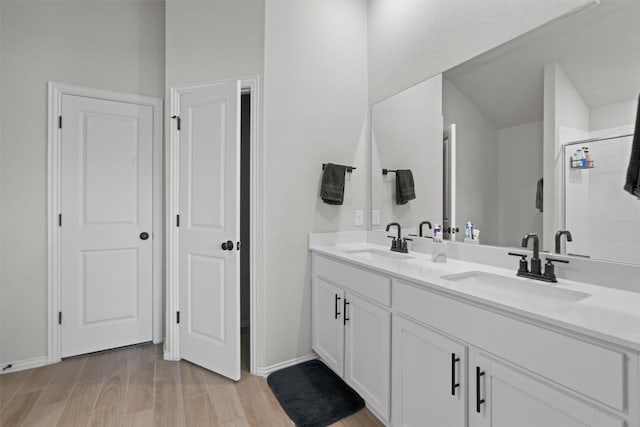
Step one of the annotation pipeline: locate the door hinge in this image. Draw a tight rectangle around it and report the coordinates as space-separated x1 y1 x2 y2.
176 214 180 227
171 115 181 131
58 311 62 325
58 214 62 227
176 311 180 324
58 116 62 129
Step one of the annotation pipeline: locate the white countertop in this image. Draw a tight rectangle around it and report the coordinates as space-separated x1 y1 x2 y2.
310 242 640 352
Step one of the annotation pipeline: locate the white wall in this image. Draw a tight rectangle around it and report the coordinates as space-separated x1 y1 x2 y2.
262 0 369 366
371 75 443 232
497 121 543 248
590 98 637 132
0 0 165 365
165 0 264 89
367 0 591 104
443 79 499 246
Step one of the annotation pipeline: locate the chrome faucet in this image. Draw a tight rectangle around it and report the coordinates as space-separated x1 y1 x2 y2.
419 221 432 237
386 222 411 253
555 230 573 254
508 232 569 282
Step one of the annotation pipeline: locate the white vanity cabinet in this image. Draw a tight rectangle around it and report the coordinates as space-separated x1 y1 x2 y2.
468 350 625 427
392 315 466 427
394 279 635 427
311 254 392 422
343 292 391 419
311 277 345 375
392 314 627 427
309 249 639 427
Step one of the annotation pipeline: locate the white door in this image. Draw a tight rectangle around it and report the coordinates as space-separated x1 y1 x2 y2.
392 315 466 427
311 278 345 376
443 124 457 241
177 80 241 381
344 293 391 421
60 95 153 357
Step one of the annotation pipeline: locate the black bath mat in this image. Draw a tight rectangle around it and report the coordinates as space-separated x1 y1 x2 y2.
267 359 365 427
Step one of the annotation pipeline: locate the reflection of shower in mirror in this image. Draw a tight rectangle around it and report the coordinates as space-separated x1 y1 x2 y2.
563 132 640 264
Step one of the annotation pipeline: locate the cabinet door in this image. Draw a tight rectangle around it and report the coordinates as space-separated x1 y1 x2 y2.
469 350 623 427
344 292 391 421
392 315 466 427
312 278 345 376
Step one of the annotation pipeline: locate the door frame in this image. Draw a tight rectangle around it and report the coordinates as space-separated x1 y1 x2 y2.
166 76 262 375
47 82 164 364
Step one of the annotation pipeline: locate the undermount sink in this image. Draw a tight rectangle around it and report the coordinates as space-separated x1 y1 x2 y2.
344 248 414 261
441 271 590 306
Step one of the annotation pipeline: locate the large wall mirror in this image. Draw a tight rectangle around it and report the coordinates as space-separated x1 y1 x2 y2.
370 0 640 264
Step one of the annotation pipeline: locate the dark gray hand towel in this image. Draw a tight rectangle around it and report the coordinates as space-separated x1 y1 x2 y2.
623 94 640 199
396 169 416 205
320 163 347 205
536 177 543 212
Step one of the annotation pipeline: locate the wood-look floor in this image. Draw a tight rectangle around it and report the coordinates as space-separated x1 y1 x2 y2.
0 344 383 426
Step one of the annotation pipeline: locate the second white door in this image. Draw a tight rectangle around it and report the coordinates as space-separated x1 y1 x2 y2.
177 80 242 381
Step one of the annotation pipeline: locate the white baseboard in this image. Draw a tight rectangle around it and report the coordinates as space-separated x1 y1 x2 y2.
0 356 49 374
163 350 180 362
255 354 317 377
365 401 390 426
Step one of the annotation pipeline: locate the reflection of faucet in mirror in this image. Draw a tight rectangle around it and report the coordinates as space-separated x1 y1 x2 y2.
555 230 573 255
419 221 432 237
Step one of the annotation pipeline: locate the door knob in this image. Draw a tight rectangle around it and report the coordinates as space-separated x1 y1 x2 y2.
139 232 149 240
221 240 234 251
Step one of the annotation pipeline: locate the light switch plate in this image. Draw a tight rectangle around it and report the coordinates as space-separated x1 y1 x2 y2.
372 210 380 225
355 210 364 226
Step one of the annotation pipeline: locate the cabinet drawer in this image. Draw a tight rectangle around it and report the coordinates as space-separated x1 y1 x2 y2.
313 255 391 306
394 281 627 411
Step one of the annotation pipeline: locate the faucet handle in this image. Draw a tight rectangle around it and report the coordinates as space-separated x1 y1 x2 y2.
507 252 528 258
545 256 569 264
508 252 529 274
543 257 568 282
387 235 398 249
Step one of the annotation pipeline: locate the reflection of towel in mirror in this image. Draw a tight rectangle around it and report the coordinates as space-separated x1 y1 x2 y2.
320 163 347 205
396 169 416 205
623 94 640 199
536 178 543 212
